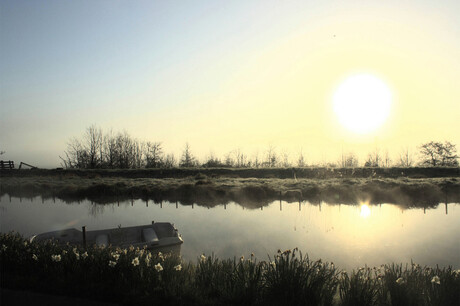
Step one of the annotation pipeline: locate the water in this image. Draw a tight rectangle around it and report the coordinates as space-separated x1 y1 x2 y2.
1 195 459 270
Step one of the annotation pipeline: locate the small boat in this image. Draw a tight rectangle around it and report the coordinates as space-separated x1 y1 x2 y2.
30 221 183 254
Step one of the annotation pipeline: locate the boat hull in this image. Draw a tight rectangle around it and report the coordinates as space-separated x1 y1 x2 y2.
31 222 183 254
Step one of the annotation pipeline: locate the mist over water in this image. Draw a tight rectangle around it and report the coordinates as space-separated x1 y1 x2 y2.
1 195 459 270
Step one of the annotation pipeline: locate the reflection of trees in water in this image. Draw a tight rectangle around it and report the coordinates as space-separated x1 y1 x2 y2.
88 202 116 217
2 177 459 212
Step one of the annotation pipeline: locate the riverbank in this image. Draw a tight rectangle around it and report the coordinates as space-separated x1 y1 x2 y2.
1 169 459 207
1 166 459 179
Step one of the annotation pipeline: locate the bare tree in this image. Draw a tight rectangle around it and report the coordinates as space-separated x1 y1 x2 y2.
84 125 103 169
297 149 306 167
265 145 278 167
235 148 247 168
280 151 291 167
179 143 197 168
383 149 391 168
203 152 225 168
398 147 414 167
104 130 118 168
340 152 359 167
419 141 458 166
61 137 87 168
223 152 234 167
145 142 164 168
163 153 176 168
252 151 260 168
364 148 381 167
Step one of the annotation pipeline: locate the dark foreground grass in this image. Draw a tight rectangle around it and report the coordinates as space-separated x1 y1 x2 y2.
1 233 459 306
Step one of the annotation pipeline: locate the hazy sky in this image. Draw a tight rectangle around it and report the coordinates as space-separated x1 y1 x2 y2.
1 0 459 167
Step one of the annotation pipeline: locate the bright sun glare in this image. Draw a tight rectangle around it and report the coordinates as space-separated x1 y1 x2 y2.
360 203 371 218
333 74 392 134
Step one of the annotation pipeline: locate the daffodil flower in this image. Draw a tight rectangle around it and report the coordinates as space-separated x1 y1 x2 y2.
431 276 441 285
51 254 61 262
154 263 163 272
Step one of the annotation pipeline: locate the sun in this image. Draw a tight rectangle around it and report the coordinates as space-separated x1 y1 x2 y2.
360 203 371 218
332 74 392 134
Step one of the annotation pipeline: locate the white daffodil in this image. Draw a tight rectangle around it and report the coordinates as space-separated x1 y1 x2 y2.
431 276 441 285
154 263 163 272
108 260 117 267
51 254 61 262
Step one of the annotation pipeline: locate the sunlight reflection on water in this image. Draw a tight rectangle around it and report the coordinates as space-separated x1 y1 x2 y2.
1 195 459 270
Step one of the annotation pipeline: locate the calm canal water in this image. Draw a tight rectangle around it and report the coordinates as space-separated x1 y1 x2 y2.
1 195 459 270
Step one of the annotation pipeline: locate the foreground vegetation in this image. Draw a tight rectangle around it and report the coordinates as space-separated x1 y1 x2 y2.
1 233 459 306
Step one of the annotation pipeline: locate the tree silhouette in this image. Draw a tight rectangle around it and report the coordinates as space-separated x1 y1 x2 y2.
419 141 458 166
179 143 197 168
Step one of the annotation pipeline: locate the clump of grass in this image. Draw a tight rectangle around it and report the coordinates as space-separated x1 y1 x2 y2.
1 232 459 305
381 263 460 306
339 266 381 306
263 248 339 306
195 254 264 304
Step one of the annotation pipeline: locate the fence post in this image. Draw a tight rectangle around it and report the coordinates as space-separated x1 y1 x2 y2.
82 226 87 249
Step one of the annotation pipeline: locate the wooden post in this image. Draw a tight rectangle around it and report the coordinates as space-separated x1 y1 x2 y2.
82 226 87 249
176 202 178 209
445 203 448 215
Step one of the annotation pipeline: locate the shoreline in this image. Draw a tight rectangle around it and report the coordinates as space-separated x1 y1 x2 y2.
1 170 459 207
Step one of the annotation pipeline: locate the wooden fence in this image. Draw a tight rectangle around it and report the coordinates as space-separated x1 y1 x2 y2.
0 161 14 170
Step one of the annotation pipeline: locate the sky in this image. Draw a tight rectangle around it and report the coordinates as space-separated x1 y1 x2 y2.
1 0 459 168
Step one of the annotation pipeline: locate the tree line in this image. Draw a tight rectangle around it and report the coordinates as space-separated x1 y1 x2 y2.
60 126 459 169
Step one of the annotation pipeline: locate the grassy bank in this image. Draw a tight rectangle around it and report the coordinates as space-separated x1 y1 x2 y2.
1 167 459 179
1 174 459 208
1 233 459 306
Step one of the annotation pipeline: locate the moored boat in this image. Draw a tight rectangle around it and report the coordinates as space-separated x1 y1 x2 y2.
30 221 183 254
